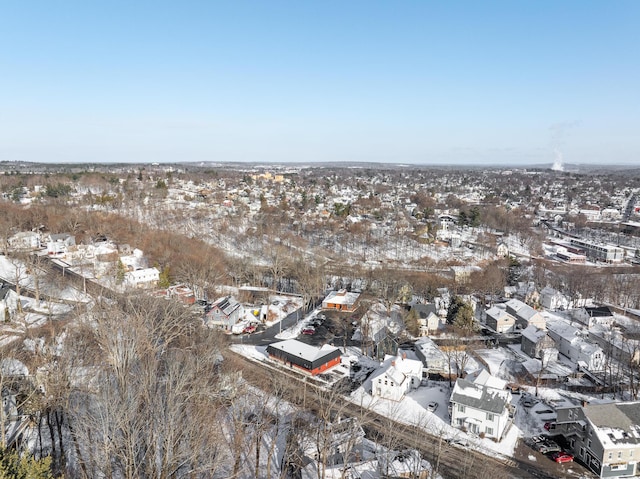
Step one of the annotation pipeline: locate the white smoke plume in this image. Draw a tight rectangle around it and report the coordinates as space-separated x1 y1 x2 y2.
551 149 564 171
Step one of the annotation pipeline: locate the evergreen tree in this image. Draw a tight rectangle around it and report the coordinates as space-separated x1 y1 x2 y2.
0 449 53 479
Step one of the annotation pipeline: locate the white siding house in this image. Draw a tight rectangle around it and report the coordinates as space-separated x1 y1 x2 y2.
449 372 513 440
371 354 422 402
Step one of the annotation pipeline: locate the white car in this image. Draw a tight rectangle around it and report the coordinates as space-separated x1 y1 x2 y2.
427 401 438 412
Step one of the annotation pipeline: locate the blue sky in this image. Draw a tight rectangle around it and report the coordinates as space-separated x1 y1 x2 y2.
1 1 638 165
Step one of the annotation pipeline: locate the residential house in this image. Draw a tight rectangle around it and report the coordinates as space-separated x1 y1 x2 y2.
484 305 517 334
266 339 340 376
521 325 557 361
505 298 546 330
411 303 441 335
370 354 423 401
45 233 75 257
540 286 570 311
553 402 640 478
204 296 244 330
496 241 509 258
7 232 41 251
0 287 19 322
322 289 360 312
449 371 513 440
572 306 615 330
547 322 605 371
414 337 447 377
124 267 160 289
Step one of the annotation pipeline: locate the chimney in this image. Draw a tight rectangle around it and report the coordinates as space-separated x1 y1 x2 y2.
581 400 588 407
391 360 396 367
402 352 407 360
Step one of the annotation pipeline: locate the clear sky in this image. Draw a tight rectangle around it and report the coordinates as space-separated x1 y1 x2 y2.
1 1 638 165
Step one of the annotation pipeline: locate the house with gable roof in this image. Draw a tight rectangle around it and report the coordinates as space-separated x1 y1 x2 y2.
553 402 640 478
540 286 570 310
414 337 447 377
449 369 513 440
204 296 244 331
370 354 422 402
410 303 441 336
521 324 557 361
484 304 517 334
505 298 546 330
572 306 615 330
547 321 605 372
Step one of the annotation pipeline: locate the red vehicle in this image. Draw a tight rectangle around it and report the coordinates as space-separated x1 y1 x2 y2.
242 325 257 334
544 422 556 431
551 451 574 463
301 327 316 335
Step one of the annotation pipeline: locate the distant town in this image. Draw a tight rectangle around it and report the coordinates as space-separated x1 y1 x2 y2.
1 160 640 479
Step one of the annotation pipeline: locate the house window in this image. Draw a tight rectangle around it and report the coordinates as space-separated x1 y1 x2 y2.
630 451 634 458
390 382 394 387
457 418 465 427
486 427 493 436
486 413 494 421
384 380 388 385
618 452 622 459
587 440 592 448
458 405 465 413
608 452 613 460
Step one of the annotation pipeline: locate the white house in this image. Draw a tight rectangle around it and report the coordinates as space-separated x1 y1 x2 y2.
411 303 441 336
572 306 615 330
124 267 160 289
45 233 76 257
547 321 605 371
7 231 41 251
540 286 570 311
0 287 19 322
370 354 423 402
449 371 513 440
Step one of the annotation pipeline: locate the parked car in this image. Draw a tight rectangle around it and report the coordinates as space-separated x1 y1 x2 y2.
544 422 557 431
301 327 316 335
551 451 574 463
427 401 438 412
532 436 561 454
446 437 469 448
522 396 537 408
242 325 257 334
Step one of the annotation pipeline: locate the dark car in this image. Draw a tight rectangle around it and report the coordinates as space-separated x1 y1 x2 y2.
301 327 316 335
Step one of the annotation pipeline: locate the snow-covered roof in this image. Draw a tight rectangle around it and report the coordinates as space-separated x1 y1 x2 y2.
473 369 507 390
584 402 640 447
323 289 360 306
521 324 547 343
450 378 510 414
268 339 339 363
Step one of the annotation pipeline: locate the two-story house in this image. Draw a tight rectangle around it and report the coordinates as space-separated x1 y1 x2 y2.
204 296 244 330
414 337 447 377
554 402 640 478
572 306 615 330
449 370 513 441
370 354 422 402
410 303 441 336
547 321 605 372
521 325 557 361
484 305 517 334
505 298 546 330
